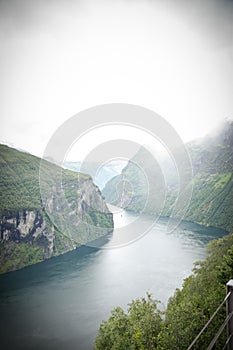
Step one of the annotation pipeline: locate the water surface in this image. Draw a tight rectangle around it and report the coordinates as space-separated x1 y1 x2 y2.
0 210 227 350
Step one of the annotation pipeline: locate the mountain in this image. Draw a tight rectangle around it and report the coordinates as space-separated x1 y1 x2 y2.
64 160 127 190
0 144 113 274
102 146 168 214
182 120 233 230
103 119 233 232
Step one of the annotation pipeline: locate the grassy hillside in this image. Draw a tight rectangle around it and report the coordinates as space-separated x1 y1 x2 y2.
0 144 113 273
103 120 233 232
177 121 233 231
0 144 91 213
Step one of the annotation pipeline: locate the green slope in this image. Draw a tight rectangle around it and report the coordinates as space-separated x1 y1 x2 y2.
103 120 233 232
95 232 233 349
0 144 113 273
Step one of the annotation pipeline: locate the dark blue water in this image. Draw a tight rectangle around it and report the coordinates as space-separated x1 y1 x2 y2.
0 211 227 350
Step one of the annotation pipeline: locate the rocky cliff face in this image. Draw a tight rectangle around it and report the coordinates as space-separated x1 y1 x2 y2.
1 210 45 242
0 144 113 274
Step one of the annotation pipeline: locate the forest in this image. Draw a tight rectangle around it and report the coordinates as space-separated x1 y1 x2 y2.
95 232 233 349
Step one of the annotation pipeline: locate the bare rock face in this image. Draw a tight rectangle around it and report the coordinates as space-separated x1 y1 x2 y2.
0 144 113 274
0 210 59 270
0 178 113 273
76 178 110 214
1 210 44 242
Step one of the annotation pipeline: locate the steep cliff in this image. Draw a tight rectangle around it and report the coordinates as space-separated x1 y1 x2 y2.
180 120 233 231
0 144 113 273
103 120 233 232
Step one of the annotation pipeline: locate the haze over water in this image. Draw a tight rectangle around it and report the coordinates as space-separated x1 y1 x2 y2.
0 210 227 350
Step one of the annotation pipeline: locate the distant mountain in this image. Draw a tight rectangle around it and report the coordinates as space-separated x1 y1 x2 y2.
102 146 167 214
103 119 233 232
64 160 127 190
0 144 113 274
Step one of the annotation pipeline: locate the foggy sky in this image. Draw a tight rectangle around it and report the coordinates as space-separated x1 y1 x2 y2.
0 0 232 159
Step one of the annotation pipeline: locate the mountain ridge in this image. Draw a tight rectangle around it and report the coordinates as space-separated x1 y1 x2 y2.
0 144 113 274
103 119 233 232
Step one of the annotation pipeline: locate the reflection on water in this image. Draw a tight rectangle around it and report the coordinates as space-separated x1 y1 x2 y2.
0 211 228 350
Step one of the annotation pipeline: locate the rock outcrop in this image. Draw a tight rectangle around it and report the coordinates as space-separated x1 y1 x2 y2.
0 144 113 273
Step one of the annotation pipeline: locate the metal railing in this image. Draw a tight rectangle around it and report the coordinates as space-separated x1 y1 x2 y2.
187 280 233 350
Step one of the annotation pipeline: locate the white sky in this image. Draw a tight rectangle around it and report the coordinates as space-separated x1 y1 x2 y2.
0 0 232 161
66 124 168 162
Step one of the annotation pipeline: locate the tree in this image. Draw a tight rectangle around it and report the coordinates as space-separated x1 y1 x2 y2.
95 233 233 349
95 293 162 350
157 233 233 350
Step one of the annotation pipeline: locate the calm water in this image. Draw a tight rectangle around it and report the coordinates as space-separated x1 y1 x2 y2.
0 210 227 350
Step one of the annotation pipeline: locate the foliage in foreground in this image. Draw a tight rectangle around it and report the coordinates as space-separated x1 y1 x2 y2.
95 293 162 350
95 233 233 349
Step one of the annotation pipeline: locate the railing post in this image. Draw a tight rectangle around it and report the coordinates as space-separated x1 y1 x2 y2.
226 280 233 350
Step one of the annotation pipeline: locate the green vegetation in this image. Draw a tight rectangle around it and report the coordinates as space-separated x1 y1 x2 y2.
103 147 165 215
103 120 233 232
95 232 233 349
0 144 90 214
97 122 233 348
0 146 41 213
89 208 114 229
0 144 113 273
184 172 233 231
95 293 162 350
214 172 232 189
0 242 44 274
